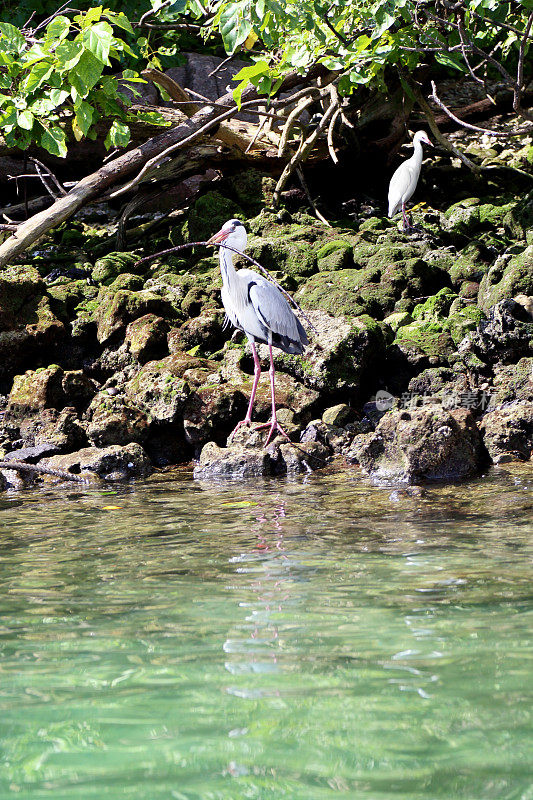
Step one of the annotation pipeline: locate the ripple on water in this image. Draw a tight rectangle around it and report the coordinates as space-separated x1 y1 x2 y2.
0 464 531 799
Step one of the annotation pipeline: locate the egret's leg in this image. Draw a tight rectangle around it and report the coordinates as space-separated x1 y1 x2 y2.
229 341 261 440
402 202 410 231
255 344 290 445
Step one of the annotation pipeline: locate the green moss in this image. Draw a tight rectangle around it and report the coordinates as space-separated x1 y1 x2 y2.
394 320 457 360
92 252 140 285
384 311 413 332
183 192 244 242
109 273 144 291
412 288 457 322
478 244 533 311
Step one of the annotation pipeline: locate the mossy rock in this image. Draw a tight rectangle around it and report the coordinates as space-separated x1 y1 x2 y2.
247 233 318 278
478 244 533 311
447 302 485 346
503 190 533 244
109 273 145 291
394 320 458 362
316 240 353 271
412 288 457 322
183 192 244 242
384 311 413 332
478 201 515 227
295 269 368 317
0 266 45 330
47 280 98 322
226 169 275 212
449 242 487 285
92 252 141 285
94 288 180 343
442 198 480 235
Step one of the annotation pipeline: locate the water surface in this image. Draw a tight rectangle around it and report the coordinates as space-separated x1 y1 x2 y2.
0 465 532 799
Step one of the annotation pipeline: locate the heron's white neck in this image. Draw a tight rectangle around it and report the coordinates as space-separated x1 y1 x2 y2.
411 138 425 168
219 245 237 288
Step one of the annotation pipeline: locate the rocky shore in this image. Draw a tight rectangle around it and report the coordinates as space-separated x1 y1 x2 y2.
0 142 532 489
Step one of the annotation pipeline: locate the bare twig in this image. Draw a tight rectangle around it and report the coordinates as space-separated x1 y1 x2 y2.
29 158 67 196
277 93 318 158
430 80 533 136
138 0 173 26
407 79 479 173
135 241 320 335
296 165 331 227
209 54 236 77
0 224 18 231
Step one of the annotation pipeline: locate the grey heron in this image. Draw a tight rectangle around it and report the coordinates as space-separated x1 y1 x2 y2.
388 130 433 230
207 219 308 444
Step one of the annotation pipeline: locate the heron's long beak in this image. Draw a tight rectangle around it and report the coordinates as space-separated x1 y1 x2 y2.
206 229 229 244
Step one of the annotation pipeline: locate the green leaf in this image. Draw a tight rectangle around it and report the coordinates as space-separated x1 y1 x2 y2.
435 51 467 72
69 50 104 98
56 40 83 70
49 88 70 107
220 4 252 54
82 21 114 64
44 15 71 43
74 99 94 136
106 11 134 34
17 109 34 129
0 22 26 55
233 59 269 82
21 61 54 93
104 119 131 150
40 125 67 157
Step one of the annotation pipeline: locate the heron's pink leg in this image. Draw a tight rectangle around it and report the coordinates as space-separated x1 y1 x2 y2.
254 344 290 445
229 342 261 440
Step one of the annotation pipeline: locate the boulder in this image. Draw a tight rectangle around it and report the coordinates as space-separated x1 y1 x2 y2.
95 288 178 344
194 440 272 479
7 366 64 418
480 402 533 462
86 392 149 446
465 300 533 366
478 245 533 311
263 310 387 396
124 314 169 362
357 406 485 483
44 443 152 480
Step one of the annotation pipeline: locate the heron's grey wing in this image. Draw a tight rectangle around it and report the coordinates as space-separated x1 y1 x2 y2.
248 277 308 354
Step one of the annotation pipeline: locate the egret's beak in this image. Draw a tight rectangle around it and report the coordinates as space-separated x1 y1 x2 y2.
206 229 229 244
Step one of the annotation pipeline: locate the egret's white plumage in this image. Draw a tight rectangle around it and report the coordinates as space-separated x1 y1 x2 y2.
388 130 432 228
207 219 308 443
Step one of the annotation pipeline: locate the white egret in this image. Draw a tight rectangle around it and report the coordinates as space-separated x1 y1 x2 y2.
207 219 308 444
388 130 433 230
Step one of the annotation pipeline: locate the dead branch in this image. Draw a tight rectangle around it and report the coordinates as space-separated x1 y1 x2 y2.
430 80 533 136
0 67 332 267
273 96 339 206
0 461 88 482
408 80 479 173
277 93 318 158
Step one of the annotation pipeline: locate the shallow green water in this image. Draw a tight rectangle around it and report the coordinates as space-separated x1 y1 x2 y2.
0 464 532 800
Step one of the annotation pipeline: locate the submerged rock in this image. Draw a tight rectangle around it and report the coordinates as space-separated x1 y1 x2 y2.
356 407 485 483
44 442 152 480
194 440 271 479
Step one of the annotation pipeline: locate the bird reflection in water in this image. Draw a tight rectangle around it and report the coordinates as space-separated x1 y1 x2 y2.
223 498 291 679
